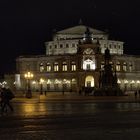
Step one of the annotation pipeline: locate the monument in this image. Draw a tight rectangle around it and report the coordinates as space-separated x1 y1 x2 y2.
95 48 124 96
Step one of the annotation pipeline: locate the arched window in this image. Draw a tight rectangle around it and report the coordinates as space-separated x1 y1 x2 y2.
46 63 51 72
101 61 105 70
54 62 59 71
116 62 120 71
62 62 67 71
54 79 60 90
39 62 45 72
72 78 76 84
83 59 95 70
109 61 113 70
85 76 94 87
129 62 132 72
123 62 127 71
71 61 76 71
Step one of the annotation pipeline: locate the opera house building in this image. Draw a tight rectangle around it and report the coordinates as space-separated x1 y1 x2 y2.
14 24 140 93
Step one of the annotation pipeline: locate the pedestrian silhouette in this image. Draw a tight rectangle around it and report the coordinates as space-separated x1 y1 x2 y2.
44 90 47 96
134 91 137 98
79 89 82 95
62 90 64 95
1 88 14 113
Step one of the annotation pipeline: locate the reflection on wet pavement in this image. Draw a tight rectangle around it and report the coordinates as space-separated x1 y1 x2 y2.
1 102 140 139
8 102 140 117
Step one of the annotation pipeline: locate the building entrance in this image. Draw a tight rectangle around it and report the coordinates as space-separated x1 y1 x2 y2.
85 76 94 87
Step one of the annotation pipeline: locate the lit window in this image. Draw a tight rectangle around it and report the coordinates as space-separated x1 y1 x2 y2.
116 62 120 71
86 64 90 70
46 63 51 72
62 62 67 71
40 63 44 72
54 62 59 71
123 62 127 71
101 62 104 70
83 59 95 70
109 61 113 70
129 63 132 72
72 78 76 84
117 79 121 84
71 62 76 71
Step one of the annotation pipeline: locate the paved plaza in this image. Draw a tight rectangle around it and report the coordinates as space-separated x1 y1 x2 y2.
1 93 140 140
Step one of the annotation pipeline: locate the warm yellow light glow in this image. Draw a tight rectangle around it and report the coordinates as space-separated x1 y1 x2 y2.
2 81 7 84
55 79 61 84
85 76 94 87
24 71 34 79
32 81 36 84
130 80 135 84
136 80 140 83
117 79 121 84
23 104 36 114
83 59 96 70
40 78 44 84
66 80 70 84
124 80 128 84
47 79 51 84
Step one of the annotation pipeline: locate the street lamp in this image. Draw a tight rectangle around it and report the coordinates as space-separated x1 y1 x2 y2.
40 78 44 95
24 71 34 98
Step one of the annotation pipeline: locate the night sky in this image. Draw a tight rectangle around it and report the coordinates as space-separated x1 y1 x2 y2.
0 0 140 76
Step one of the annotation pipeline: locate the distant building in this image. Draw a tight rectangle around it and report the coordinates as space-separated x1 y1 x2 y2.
15 25 140 93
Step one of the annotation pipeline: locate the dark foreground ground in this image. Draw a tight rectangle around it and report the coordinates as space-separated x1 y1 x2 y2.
0 94 140 140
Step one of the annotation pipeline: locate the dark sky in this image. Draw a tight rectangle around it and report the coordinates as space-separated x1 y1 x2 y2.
0 0 140 76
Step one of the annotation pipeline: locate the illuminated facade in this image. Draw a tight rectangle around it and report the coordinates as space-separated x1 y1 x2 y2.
15 25 140 92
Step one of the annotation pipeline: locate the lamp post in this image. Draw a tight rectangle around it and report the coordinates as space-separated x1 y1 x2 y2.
24 72 34 98
40 78 44 95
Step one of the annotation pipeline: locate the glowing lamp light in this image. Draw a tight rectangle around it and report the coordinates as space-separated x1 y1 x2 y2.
47 79 51 84
117 79 121 84
24 71 34 98
130 80 135 84
40 78 44 95
24 72 34 79
124 80 128 84
40 78 44 84
32 81 36 84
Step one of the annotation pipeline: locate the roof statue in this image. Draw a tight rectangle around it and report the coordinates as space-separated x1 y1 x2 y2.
83 27 93 44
